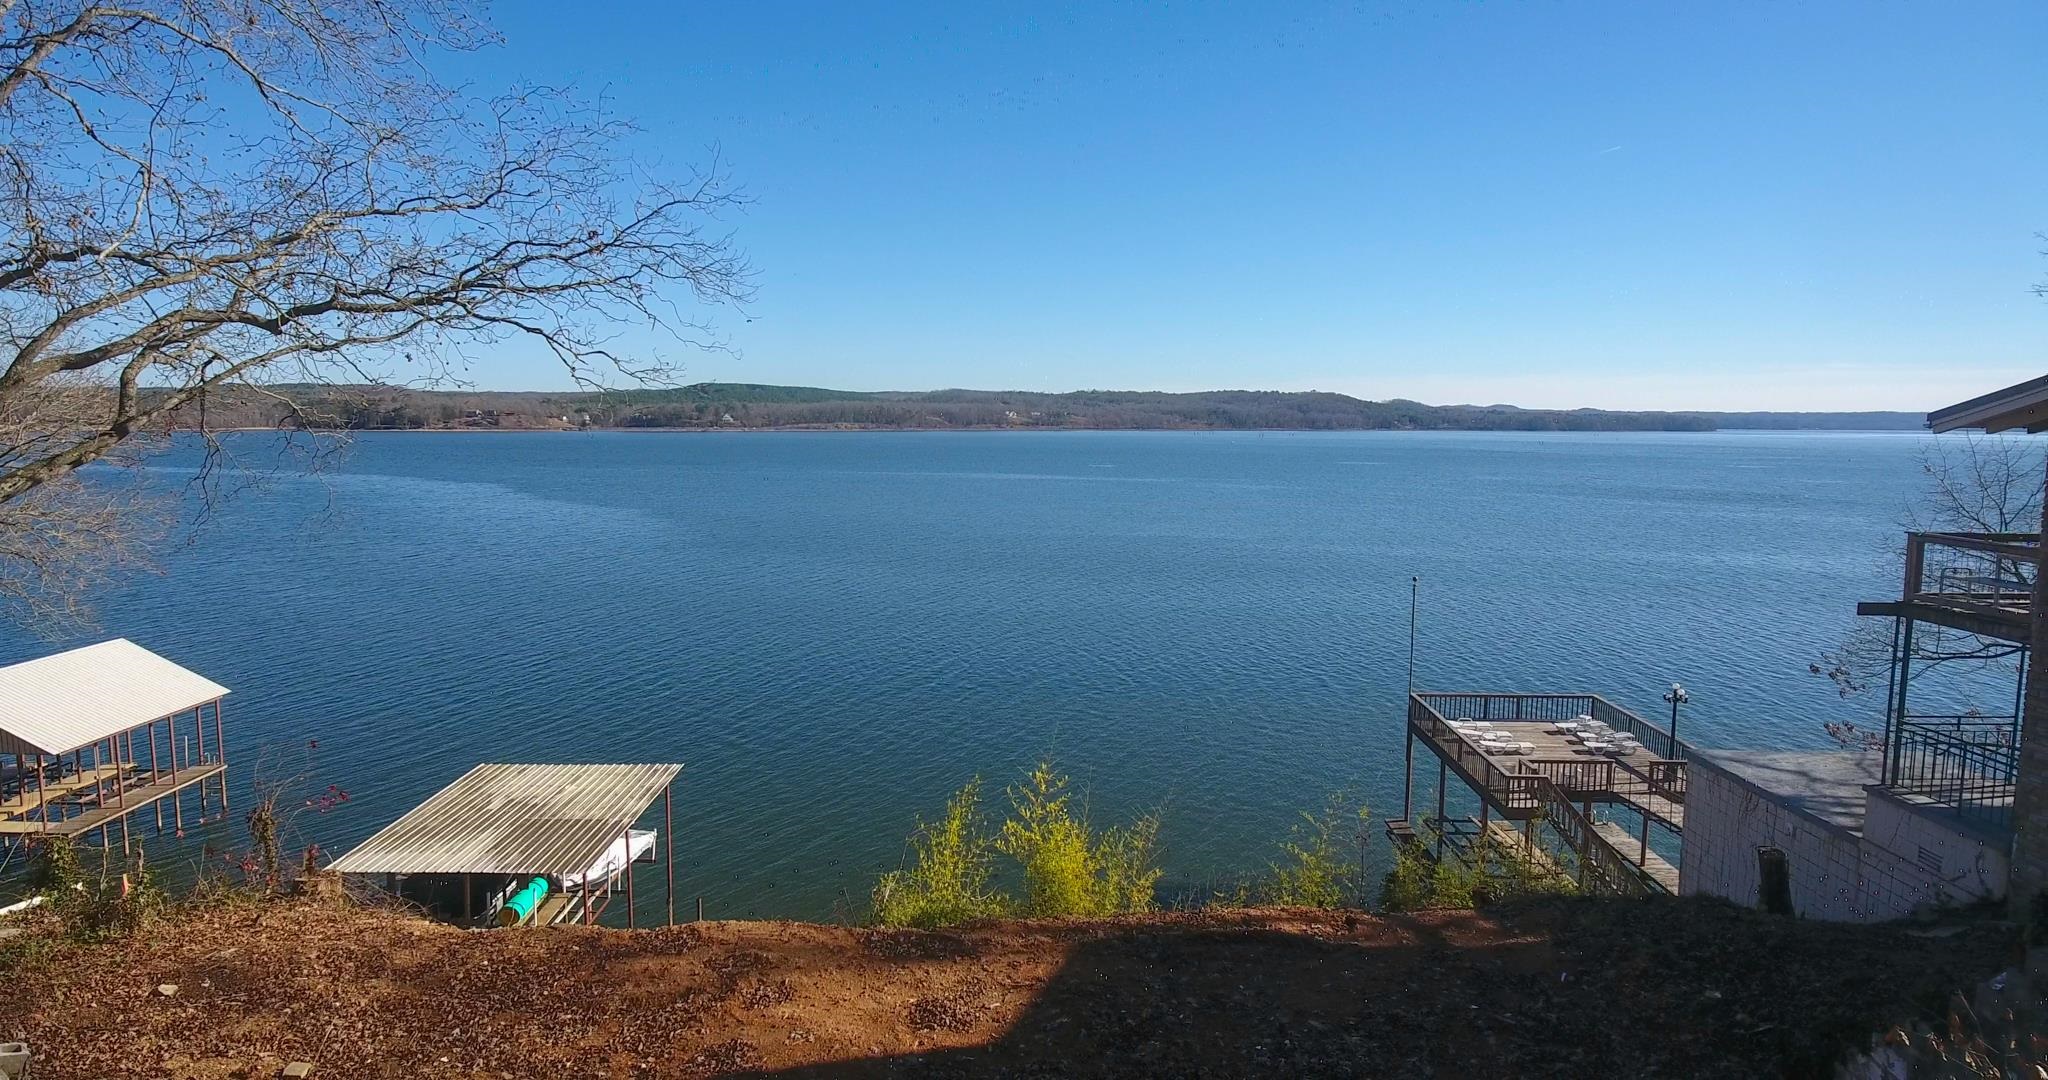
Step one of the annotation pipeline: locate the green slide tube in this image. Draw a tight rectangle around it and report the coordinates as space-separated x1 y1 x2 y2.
497 876 550 927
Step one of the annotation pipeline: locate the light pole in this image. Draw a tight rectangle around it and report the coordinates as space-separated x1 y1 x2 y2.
1663 683 1690 754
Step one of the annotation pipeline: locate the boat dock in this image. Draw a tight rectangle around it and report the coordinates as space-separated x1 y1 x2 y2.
327 762 683 927
1391 691 1691 897
0 639 231 853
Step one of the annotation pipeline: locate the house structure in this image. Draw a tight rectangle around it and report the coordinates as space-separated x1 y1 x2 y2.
1678 375 2047 920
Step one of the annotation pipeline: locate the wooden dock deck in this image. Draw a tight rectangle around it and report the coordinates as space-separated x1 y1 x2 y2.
1448 817 1569 877
0 764 129 817
1616 787 1684 831
1407 695 1688 819
0 764 226 836
1403 692 1691 898
1593 821 1680 893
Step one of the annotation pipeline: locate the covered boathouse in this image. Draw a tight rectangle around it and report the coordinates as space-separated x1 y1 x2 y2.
0 638 230 854
327 762 683 928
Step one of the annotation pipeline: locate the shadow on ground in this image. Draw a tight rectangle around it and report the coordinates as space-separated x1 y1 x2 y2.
747 899 2009 1080
752 914 1554 1078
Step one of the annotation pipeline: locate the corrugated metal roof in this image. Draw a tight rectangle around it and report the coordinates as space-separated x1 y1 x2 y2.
327 763 683 877
1929 373 2048 434
0 639 229 757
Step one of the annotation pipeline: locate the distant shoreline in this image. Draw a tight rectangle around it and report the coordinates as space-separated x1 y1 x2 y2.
168 382 1925 435
218 423 1929 435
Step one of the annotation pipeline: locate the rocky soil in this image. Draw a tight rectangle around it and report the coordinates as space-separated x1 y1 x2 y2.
0 894 2011 1078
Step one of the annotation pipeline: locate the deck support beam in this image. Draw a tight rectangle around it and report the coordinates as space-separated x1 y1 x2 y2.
1402 730 1414 822
1435 761 1447 858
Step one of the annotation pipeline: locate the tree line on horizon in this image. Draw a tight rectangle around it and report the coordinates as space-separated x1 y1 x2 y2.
155 382 1919 433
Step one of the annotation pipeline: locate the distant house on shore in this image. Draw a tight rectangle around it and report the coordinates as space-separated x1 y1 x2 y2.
1679 374 2047 921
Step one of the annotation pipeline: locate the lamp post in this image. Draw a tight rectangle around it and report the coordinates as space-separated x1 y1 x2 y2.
1663 682 1690 755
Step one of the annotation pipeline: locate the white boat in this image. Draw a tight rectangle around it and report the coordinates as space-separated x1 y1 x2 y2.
557 829 657 891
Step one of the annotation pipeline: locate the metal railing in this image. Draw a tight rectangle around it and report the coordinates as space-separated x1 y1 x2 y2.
1417 693 1600 724
1519 757 1617 795
1906 532 2038 606
1415 691 1692 773
1639 760 1687 801
1532 775 1660 898
1408 692 1686 897
1592 698 1693 762
1886 716 2018 830
1407 696 1547 814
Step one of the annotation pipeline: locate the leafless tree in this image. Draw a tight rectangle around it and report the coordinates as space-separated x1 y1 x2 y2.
1815 434 2044 744
0 375 164 627
0 0 749 624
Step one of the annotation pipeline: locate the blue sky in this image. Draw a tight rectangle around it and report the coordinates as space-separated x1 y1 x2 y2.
461 1 2045 410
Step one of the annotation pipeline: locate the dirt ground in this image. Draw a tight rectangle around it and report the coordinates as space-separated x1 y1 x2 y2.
0 894 2012 1079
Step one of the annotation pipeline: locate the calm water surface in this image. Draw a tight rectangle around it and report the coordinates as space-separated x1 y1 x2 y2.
0 430 1934 918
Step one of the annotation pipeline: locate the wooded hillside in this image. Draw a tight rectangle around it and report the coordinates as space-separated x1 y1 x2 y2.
160 383 1921 432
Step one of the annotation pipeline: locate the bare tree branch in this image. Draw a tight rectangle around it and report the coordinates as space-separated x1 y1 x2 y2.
0 0 750 623
1815 434 2044 702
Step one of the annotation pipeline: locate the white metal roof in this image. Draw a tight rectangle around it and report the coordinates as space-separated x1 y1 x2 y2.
0 639 229 757
327 763 683 877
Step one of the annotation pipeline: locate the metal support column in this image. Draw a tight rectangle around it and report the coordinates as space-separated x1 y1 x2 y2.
664 785 676 927
622 820 636 929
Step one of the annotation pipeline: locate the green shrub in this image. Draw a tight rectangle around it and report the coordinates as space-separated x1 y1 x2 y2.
873 762 1163 927
1093 813 1163 915
26 834 83 895
1262 794 1369 908
28 839 169 942
1379 840 1435 911
1426 858 1481 908
997 761 1160 918
871 778 1006 928
998 762 1096 916
1378 825 1579 912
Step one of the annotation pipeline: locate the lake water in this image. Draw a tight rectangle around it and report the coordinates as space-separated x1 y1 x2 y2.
0 430 1937 919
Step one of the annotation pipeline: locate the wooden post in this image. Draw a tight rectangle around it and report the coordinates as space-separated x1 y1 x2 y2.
664 785 675 927
34 758 46 833
1402 729 1414 822
214 700 228 814
112 732 127 807
194 708 207 818
150 719 163 834
1434 761 1447 857
623 821 636 929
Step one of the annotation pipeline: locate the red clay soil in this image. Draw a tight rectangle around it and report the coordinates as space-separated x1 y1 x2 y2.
0 894 2011 1079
